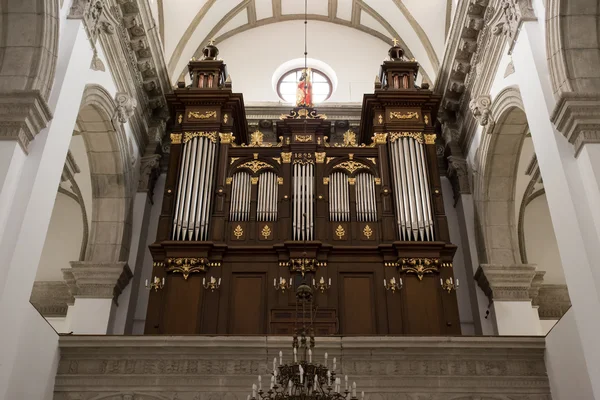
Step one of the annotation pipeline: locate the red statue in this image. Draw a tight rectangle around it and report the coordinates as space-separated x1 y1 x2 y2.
296 69 313 107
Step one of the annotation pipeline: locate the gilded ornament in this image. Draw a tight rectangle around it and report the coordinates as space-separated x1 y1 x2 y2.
367 158 377 165
323 136 330 147
315 152 326 163
441 262 453 268
188 110 217 119
233 225 244 239
164 257 219 280
281 152 292 163
323 177 330 185
400 258 440 281
272 157 281 164
424 134 437 145
177 114 183 124
348 177 356 185
371 133 388 145
335 225 346 239
219 132 235 144
223 114 228 124
293 153 314 165
363 225 373 239
237 160 273 174
389 111 419 120
261 225 272 239
326 157 336 164
243 130 274 147
230 157 240 165
378 114 383 124
295 134 313 143
183 131 218 143
333 160 369 174
277 136 284 147
277 177 284 185
280 109 327 120
389 131 423 144
170 133 182 144
251 177 259 185
226 177 233 185
424 115 429 125
374 177 382 185
342 130 357 146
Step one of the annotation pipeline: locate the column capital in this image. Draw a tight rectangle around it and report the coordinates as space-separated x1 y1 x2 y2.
551 92 600 156
475 264 537 302
0 91 53 151
66 262 132 301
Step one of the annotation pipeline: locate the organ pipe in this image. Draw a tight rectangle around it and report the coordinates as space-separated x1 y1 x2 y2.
389 136 434 241
229 171 251 221
172 136 218 241
257 171 278 221
293 162 314 240
329 172 350 222
355 172 377 222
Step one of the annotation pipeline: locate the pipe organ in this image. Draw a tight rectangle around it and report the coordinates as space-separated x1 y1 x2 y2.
146 42 460 336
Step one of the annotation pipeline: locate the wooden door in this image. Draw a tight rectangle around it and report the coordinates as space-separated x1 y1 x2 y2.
339 274 376 334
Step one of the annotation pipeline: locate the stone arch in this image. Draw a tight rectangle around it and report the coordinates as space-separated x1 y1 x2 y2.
0 0 59 100
546 0 600 96
474 86 528 265
77 84 134 263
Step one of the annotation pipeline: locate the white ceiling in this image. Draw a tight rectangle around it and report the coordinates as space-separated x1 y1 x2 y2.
149 0 453 84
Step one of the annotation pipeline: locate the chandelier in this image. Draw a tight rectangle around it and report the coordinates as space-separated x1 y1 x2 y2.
247 281 363 400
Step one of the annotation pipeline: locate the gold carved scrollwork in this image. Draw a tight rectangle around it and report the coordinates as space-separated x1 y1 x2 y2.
233 225 244 239
183 131 218 144
164 257 220 280
237 160 273 174
424 134 437 145
261 225 271 239
333 160 369 174
389 111 419 120
326 157 336 164
335 225 346 239
389 132 423 144
230 157 240 165
367 157 376 165
371 133 388 146
188 110 217 119
280 258 327 277
280 109 328 120
272 157 281 164
170 133 182 144
400 258 440 281
295 134 313 143
315 152 326 163
219 133 235 144
293 153 314 165
281 152 292 163
363 225 373 239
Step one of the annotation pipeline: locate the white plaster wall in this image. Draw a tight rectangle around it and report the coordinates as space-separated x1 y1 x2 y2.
524 195 565 284
4 304 59 400
36 192 83 281
545 309 594 400
217 21 390 103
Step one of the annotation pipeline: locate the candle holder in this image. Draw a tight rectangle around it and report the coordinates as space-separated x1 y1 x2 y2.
312 276 331 293
203 276 221 292
441 277 459 293
145 276 165 291
383 277 402 293
274 277 292 292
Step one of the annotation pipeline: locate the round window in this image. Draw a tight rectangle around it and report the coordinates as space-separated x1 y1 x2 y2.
276 68 333 105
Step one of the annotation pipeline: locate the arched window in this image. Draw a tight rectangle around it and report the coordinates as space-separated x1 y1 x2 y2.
276 68 333 105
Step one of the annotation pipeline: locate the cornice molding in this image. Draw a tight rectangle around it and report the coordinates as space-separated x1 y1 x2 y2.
475 263 537 302
536 284 571 319
0 91 53 151
30 281 73 317
66 261 132 301
551 92 600 157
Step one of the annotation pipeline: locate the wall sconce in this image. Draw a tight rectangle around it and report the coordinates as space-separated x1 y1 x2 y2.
203 276 221 292
384 277 402 293
312 276 331 293
145 276 165 291
274 277 292 292
441 277 459 293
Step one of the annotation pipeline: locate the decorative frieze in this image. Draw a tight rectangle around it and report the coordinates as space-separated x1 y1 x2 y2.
475 264 537 301
53 335 551 400
66 262 132 301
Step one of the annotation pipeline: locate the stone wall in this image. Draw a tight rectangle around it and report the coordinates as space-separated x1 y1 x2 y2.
54 335 551 400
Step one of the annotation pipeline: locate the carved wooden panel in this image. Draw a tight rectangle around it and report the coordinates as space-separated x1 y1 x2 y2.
229 274 266 334
339 274 376 334
162 274 203 334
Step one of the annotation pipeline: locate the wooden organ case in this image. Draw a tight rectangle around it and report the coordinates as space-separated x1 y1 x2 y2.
145 43 460 336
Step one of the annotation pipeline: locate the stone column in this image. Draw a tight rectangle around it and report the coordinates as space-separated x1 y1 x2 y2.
65 262 132 334
510 15 600 396
475 264 540 335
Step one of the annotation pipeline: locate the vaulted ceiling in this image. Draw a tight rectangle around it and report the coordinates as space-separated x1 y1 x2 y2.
149 0 453 84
